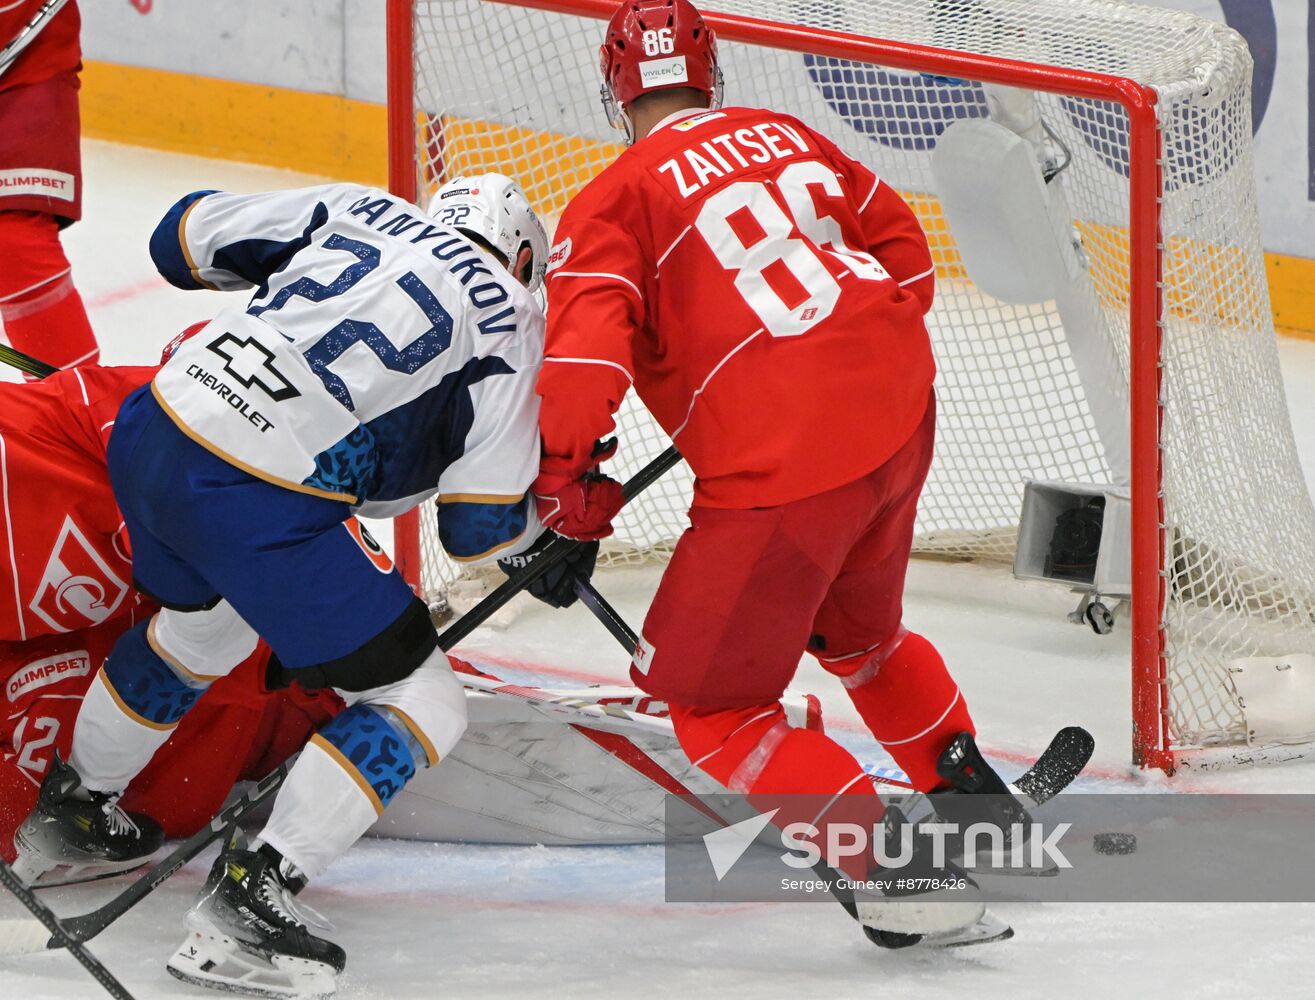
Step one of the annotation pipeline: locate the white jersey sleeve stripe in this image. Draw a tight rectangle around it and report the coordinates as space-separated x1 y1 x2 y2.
899 265 935 287
542 356 635 383
669 328 765 440
655 226 693 270
858 174 881 214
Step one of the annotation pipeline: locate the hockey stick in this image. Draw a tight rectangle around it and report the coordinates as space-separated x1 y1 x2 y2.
0 342 59 379
0 0 70 81
0 860 135 999
0 764 289 960
439 445 684 650
0 447 686 959
572 578 640 653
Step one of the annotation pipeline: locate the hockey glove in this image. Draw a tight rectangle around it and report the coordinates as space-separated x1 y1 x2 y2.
533 438 623 541
533 474 624 541
498 531 600 609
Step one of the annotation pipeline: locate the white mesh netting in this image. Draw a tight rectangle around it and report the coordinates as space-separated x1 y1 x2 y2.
399 0 1315 754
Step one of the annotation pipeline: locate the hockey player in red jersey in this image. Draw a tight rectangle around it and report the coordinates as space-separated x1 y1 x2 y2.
0 0 98 371
0 358 340 882
533 0 1016 947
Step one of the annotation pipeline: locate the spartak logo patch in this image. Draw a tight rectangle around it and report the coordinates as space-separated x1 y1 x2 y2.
29 517 130 634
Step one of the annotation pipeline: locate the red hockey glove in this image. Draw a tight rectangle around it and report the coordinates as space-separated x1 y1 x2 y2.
534 474 624 541
159 320 211 364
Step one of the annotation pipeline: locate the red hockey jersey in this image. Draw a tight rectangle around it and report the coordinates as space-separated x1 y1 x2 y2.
0 364 153 643
0 0 80 93
536 106 937 509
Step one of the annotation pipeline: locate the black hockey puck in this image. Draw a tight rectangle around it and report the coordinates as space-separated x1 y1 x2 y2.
1093 832 1136 855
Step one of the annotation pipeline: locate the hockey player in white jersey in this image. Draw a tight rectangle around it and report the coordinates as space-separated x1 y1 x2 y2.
14 173 580 997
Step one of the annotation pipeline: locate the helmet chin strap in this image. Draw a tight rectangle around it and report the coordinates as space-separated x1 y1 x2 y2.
600 80 637 146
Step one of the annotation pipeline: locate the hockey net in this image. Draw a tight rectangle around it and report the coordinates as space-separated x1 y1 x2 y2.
387 0 1315 768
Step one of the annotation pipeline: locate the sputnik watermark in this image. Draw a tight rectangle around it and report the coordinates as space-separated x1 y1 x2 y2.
702 811 1072 883
670 792 1315 903
779 820 1074 873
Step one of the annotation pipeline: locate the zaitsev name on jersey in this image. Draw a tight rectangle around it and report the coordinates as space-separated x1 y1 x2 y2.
656 112 815 198
150 183 544 563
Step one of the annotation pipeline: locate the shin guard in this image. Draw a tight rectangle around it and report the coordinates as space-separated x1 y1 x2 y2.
70 619 210 792
258 704 416 880
670 701 882 879
835 632 975 791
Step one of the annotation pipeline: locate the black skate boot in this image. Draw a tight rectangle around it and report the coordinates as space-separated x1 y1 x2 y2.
167 843 346 999
931 731 1043 874
854 802 1009 950
12 753 164 887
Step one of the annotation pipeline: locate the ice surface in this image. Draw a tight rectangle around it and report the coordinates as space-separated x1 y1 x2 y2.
3 140 1315 998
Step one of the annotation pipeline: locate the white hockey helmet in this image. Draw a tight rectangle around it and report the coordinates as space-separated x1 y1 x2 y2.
427 173 549 293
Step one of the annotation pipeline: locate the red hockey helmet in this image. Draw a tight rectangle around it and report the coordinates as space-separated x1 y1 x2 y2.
599 0 723 143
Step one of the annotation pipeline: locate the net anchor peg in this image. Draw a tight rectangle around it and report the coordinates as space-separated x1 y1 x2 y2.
1067 592 1126 636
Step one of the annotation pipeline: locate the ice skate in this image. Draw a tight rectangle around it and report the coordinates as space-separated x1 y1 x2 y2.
12 753 163 887
166 844 345 999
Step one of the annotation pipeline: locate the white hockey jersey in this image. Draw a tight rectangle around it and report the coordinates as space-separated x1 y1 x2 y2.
148 183 544 562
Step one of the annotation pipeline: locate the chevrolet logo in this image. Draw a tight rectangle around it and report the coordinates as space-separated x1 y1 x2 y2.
207 333 301 403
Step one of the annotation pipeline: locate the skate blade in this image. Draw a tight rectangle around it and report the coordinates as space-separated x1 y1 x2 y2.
919 911 1014 949
167 920 338 999
13 824 154 888
29 858 148 889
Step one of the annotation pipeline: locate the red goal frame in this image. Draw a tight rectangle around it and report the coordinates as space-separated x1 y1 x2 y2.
384 0 1172 771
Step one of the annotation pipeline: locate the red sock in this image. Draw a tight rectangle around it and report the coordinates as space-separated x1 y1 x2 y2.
670 702 882 878
834 631 975 791
0 211 98 373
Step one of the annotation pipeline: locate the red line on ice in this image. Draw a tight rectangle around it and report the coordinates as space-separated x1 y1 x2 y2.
86 277 164 310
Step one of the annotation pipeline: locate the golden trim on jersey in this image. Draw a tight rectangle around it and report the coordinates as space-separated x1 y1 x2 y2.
446 524 528 564
97 669 178 733
149 381 360 505
438 492 525 505
178 200 220 292
146 614 224 683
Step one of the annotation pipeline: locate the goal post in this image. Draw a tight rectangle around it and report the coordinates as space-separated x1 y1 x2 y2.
385 0 1315 773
